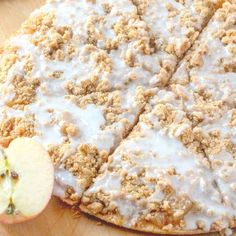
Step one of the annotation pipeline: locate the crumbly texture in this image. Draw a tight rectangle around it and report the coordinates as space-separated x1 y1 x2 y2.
0 0 235 235
81 90 235 233
132 0 224 58
81 1 236 234
0 0 160 203
171 0 236 221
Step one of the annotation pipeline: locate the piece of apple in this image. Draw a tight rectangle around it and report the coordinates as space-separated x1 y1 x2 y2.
0 138 54 224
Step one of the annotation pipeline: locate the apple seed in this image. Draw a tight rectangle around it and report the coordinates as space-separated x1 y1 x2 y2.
0 173 5 179
11 171 19 181
6 201 15 215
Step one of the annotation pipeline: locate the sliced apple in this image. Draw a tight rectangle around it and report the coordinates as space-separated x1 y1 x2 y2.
0 138 54 224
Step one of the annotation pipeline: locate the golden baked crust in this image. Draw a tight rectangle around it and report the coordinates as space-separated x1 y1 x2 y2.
80 1 236 235
80 204 215 235
1 0 236 235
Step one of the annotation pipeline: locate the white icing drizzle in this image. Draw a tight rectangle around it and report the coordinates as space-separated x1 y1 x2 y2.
87 121 234 230
1 3 234 235
171 2 236 221
54 168 83 198
85 75 236 231
0 0 159 199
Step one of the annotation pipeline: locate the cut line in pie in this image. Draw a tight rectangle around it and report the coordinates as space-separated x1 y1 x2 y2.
0 0 235 234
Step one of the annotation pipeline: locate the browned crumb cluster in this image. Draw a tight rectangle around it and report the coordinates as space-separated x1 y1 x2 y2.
80 1 236 234
0 115 35 148
0 1 235 234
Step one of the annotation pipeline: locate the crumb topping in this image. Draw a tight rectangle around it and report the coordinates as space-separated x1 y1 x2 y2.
1 0 235 233
82 1 236 233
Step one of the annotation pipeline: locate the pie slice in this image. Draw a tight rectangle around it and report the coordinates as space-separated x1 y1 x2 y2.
168 0 236 228
0 0 226 206
0 75 155 205
0 0 160 204
81 90 233 234
81 3 236 230
0 36 157 203
171 0 236 220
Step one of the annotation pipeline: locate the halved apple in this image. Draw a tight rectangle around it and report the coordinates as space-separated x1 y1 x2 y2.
0 138 54 224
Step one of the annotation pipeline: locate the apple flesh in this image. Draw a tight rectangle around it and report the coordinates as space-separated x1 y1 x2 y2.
0 138 54 224
0 152 10 219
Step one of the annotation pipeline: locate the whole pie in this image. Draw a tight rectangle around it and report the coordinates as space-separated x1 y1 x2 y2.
0 0 235 234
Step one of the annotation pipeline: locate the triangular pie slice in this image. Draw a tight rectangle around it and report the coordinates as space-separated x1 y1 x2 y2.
81 89 233 234
0 33 158 204
169 0 236 230
171 0 236 208
0 0 168 204
0 61 156 205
